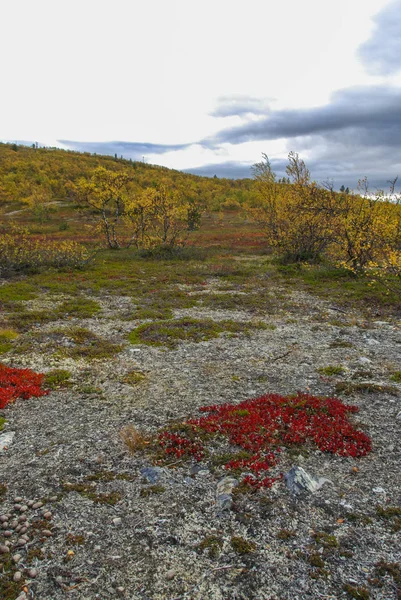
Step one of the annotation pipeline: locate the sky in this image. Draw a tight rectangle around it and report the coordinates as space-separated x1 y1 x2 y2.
1 0 401 188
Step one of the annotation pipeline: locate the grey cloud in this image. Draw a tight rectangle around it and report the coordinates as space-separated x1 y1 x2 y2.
58 140 190 159
210 95 274 118
358 0 401 75
184 162 253 179
204 86 401 147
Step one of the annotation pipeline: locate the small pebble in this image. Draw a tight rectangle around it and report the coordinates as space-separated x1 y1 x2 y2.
165 569 176 580
18 514 27 522
20 526 27 534
13 570 22 582
0 515 8 523
16 593 27 600
2 521 9 529
10 520 18 529
21 534 29 542
14 504 22 511
116 587 125 594
4 531 12 538
0 544 10 554
6 513 12 519
19 505 28 513
50 496 58 502
43 511 52 520
14 497 23 503
112 517 122 526
32 502 43 509
55 576 63 584
16 525 22 532
16 538 27 547
27 500 34 507
27 567 38 578
13 553 22 563
42 529 53 537
4 540 11 546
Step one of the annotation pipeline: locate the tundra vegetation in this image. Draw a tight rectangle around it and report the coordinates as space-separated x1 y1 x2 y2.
0 142 400 599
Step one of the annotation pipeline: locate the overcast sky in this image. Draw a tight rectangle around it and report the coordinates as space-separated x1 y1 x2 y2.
1 0 400 188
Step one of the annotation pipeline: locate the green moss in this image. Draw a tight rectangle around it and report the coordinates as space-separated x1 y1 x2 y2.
62 482 121 505
210 450 252 467
390 371 401 383
129 317 267 349
231 536 256 554
0 329 19 341
57 297 101 318
318 365 345 376
123 370 146 385
335 382 399 396
343 584 370 599
26 547 45 562
0 342 12 354
57 328 122 360
44 369 72 389
0 282 37 302
0 417 6 431
0 482 7 498
65 533 85 545
198 535 223 558
313 531 338 548
346 512 373 525
329 340 354 348
0 578 23 600
130 307 173 321
308 553 325 568
140 484 165 497
277 529 297 540
9 309 58 331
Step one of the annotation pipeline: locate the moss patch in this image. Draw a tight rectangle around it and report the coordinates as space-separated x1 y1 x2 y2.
44 369 72 389
129 317 267 349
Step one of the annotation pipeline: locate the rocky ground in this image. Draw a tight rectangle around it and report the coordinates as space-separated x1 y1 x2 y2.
0 281 400 600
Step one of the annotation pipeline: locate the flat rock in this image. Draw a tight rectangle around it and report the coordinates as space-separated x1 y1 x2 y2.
0 431 15 452
284 466 332 495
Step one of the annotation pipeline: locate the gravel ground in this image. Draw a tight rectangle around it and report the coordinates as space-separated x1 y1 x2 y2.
0 285 400 600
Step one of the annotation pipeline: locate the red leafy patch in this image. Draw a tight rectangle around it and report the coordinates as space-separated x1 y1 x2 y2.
158 393 372 487
0 364 49 409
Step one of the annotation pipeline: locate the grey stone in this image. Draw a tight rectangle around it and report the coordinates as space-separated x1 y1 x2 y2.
284 466 332 495
13 571 22 582
140 466 163 484
0 544 10 553
216 476 238 512
0 431 15 452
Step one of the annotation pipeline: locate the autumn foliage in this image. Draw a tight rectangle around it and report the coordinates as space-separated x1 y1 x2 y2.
0 364 49 409
248 152 401 277
157 392 372 488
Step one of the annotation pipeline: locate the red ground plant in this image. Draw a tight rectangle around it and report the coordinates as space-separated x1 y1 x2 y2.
158 392 372 488
0 364 49 409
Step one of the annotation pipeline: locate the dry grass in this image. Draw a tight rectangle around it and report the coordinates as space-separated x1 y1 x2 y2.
119 425 149 454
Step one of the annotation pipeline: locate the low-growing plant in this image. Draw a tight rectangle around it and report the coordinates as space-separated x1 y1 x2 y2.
335 382 399 396
44 369 72 389
318 365 345 376
231 536 256 554
0 363 49 408
154 392 372 488
390 371 401 383
123 370 146 385
120 425 149 453
129 317 267 349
